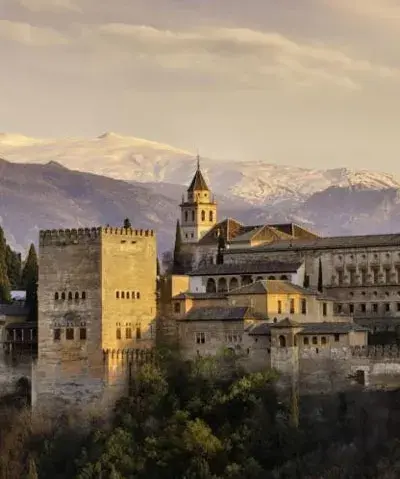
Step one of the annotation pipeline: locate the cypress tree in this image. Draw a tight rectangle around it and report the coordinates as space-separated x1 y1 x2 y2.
318 257 323 293
156 257 161 276
0 226 11 303
21 244 38 322
6 245 21 290
173 220 184 274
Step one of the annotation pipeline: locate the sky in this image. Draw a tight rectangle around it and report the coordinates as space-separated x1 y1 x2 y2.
1 0 400 171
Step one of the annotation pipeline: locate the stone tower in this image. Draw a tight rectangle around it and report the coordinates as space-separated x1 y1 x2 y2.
32 226 157 410
179 155 217 243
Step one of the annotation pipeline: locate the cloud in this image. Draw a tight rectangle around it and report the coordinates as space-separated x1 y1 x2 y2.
16 0 82 13
325 0 400 24
78 24 400 90
0 20 69 46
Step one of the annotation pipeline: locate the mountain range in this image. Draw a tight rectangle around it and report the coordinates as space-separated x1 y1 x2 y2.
1 132 400 254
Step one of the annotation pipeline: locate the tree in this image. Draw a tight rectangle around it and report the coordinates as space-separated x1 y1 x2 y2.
156 257 161 277
172 220 184 274
318 257 323 293
21 244 38 322
5 246 21 290
0 226 11 304
123 218 132 229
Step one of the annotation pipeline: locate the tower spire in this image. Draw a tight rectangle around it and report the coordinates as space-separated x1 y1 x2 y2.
196 152 200 171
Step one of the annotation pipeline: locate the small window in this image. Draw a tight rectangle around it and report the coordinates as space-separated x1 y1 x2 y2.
277 300 282 314
337 304 342 314
174 302 181 313
75 291 79 300
61 292 66 300
121 291 125 299
136 292 141 299
321 336 327 345
132 291 135 299
116 291 120 299
66 328 74 340
126 327 132 339
312 336 318 345
322 303 327 316
397 303 400 312
349 303 354 314
185 211 188 222
209 211 213 222
116 328 121 340
196 332 205 344
360 303 366 313
201 210 206 221
385 303 390 312
303 337 309 345
372 303 378 313
68 292 73 300
136 326 141 339
334 333 340 342
54 292 59 300
126 291 130 299
191 211 195 222
290 298 295 314
301 298 307 315
82 291 86 300
54 328 61 341
79 328 87 341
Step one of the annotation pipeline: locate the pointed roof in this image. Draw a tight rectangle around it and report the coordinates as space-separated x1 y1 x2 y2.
187 155 209 192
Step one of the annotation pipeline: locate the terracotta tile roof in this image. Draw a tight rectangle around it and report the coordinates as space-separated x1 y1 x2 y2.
228 280 316 296
189 260 303 276
270 318 301 328
172 292 227 300
180 306 268 322
230 225 293 244
198 218 243 245
249 321 368 336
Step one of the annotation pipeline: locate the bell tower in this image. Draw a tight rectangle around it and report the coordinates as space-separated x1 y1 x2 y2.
180 155 217 243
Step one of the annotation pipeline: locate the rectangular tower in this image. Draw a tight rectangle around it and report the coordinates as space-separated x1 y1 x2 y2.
33 226 157 410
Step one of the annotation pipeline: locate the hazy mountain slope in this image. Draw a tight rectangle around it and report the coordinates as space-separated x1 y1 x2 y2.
1 132 399 206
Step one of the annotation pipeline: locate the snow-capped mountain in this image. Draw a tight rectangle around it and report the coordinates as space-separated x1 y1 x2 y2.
1 132 399 205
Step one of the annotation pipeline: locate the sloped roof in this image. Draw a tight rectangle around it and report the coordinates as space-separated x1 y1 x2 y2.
230 225 294 244
249 321 369 336
270 318 301 328
187 168 209 192
228 280 315 296
172 292 227 300
189 260 303 276
198 218 243 245
180 306 268 322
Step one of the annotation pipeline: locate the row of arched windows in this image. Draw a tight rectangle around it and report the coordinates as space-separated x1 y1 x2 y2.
115 291 141 299
184 210 214 223
206 275 289 293
55 292 86 301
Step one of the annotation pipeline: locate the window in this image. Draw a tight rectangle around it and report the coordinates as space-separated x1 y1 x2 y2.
66 328 74 340
61 292 66 300
116 328 121 340
191 211 195 222
301 298 307 315
321 337 327 345
303 337 309 345
54 292 59 300
126 291 130 299
121 291 125 299
397 303 400 312
201 210 205 221
337 304 342 314
361 269 367 285
385 303 390 312
196 332 206 344
116 291 119 299
136 292 141 299
360 303 366 313
337 270 344 285
126 327 132 339
132 291 135 299
349 270 355 285
206 279 216 293
322 303 327 316
277 300 282 314
68 292 73 300
82 291 86 300
312 336 318 345
349 303 354 314
75 291 79 300
136 326 141 339
54 328 61 341
279 335 286 347
385 269 391 284
372 268 379 284
79 328 87 340
209 211 213 222
372 303 378 313
334 334 340 342
290 298 295 314
184 211 188 222
174 302 181 313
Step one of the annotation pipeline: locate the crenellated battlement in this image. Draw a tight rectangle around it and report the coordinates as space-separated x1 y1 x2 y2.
39 226 155 246
349 344 400 359
103 348 155 363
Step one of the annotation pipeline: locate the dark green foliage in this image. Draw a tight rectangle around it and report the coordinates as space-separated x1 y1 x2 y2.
156 257 161 276
21 244 38 321
123 218 131 229
5 246 21 290
0 226 11 303
173 220 184 274
318 257 323 293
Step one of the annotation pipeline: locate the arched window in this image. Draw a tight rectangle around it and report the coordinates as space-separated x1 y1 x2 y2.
217 277 227 292
191 210 195 222
280 275 288 280
201 210 206 221
136 292 141 299
121 291 125 299
61 292 66 300
256 276 263 281
82 291 86 300
116 291 120 299
209 211 213 222
184 211 188 222
206 278 216 293
54 292 59 300
312 336 318 345
279 335 286 347
242 275 252 286
321 336 327 345
126 291 130 299
303 337 309 345
68 292 73 300
269 275 276 280
229 277 239 290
